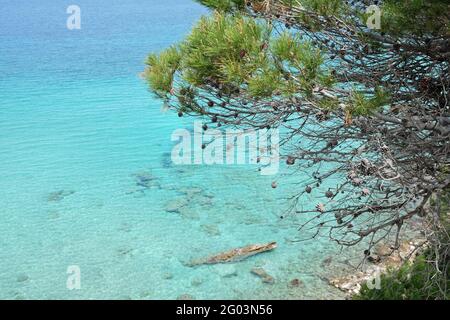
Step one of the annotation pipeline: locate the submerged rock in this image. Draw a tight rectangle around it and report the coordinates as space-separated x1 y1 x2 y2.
161 152 173 168
16 274 29 283
133 171 154 182
132 171 161 190
203 192 215 199
116 246 135 258
288 278 303 288
198 196 213 207
214 264 238 278
163 272 174 280
117 223 132 233
47 190 75 202
251 267 275 284
178 186 204 198
165 197 189 213
47 211 60 220
190 277 204 287
243 215 263 225
321 256 333 268
201 224 221 237
125 187 145 196
178 207 200 220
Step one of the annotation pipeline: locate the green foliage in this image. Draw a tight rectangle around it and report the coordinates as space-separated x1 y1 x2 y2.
300 0 345 16
196 0 352 31
196 0 449 37
356 256 438 300
380 0 449 36
143 3 449 302
248 68 283 97
272 32 323 73
357 197 450 301
271 32 326 93
441 187 450 215
145 46 181 96
177 86 198 112
349 87 390 116
145 1 448 113
356 251 449 300
195 0 245 12
271 32 304 63
181 12 270 88
293 0 350 30
145 13 333 100
197 0 349 17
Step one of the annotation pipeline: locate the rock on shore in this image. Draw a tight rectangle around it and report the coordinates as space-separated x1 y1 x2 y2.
328 240 425 297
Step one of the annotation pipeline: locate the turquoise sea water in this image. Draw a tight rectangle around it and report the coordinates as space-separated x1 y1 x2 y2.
0 0 363 299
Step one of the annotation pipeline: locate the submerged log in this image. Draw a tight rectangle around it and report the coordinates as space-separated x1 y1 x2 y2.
188 242 277 267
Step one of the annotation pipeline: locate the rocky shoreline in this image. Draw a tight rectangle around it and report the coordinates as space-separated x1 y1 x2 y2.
327 239 426 298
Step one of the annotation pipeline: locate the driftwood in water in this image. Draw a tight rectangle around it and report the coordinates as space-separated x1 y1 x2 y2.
188 242 277 267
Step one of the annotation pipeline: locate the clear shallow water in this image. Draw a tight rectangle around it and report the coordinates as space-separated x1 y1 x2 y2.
0 0 362 300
